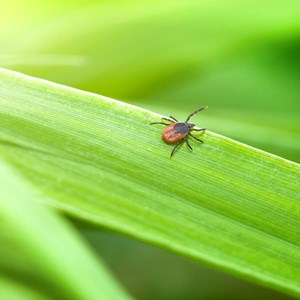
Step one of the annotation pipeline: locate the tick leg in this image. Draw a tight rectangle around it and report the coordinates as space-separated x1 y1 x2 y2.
188 133 203 143
150 122 169 126
169 116 178 122
185 106 207 122
191 127 206 131
170 139 185 157
185 136 193 150
162 117 175 123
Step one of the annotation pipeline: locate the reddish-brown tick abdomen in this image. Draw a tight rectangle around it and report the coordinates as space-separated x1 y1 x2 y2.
162 123 186 143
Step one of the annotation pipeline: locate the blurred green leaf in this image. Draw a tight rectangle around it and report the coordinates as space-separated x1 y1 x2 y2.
0 276 50 300
0 68 299 297
0 157 131 300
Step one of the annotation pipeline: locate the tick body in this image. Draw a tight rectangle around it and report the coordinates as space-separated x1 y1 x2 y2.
162 122 192 143
151 107 207 157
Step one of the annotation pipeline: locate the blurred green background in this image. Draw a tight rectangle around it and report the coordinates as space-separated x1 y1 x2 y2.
1 0 299 299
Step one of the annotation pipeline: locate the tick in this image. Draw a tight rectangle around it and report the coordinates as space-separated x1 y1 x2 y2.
151 107 207 157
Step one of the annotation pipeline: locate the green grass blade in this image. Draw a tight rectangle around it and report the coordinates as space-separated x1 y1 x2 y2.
0 68 300 297
0 276 51 300
0 158 131 300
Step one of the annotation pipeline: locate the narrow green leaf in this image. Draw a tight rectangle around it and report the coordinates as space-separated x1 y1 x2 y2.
0 158 131 300
0 276 50 300
0 68 299 297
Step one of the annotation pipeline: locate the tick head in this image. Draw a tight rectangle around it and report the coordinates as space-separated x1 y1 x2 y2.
188 123 195 128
